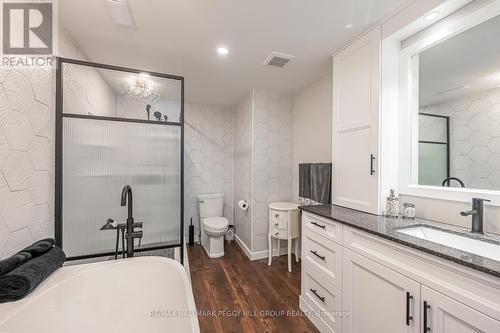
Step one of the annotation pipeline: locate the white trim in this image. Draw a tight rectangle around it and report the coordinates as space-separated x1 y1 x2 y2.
235 234 292 261
393 0 500 205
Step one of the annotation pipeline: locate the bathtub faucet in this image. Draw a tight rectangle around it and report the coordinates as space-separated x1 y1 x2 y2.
121 185 143 257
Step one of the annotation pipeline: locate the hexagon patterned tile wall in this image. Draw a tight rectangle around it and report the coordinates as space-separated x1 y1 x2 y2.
184 103 234 241
233 89 294 254
420 86 500 190
0 27 122 259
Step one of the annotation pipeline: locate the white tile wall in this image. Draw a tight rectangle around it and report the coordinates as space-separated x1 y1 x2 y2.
232 89 294 253
420 86 500 190
184 103 234 240
252 89 294 252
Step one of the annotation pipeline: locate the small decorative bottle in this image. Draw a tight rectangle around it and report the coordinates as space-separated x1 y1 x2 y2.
402 203 416 219
385 189 399 218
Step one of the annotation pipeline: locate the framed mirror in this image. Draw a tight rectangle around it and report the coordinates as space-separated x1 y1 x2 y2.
397 0 500 204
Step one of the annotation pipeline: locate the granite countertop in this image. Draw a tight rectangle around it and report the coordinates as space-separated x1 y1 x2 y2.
299 204 500 279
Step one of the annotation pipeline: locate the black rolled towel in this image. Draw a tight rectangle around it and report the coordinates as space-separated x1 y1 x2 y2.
0 252 32 276
20 238 55 258
0 246 66 303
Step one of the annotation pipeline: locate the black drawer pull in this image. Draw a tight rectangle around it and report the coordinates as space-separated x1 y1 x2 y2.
406 292 413 326
310 289 325 303
423 301 431 332
311 221 325 229
310 250 325 261
275 214 279 218
370 154 376 175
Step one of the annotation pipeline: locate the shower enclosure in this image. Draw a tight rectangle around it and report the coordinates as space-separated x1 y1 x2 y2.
55 58 184 263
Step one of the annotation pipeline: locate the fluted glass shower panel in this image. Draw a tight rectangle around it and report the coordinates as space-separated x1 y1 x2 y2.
62 118 181 257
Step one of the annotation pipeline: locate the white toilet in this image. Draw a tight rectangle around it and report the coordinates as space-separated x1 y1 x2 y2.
198 193 229 258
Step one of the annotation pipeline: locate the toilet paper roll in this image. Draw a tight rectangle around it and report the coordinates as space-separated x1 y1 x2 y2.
238 200 249 211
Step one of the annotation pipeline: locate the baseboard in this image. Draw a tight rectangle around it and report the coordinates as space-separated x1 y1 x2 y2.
234 234 295 261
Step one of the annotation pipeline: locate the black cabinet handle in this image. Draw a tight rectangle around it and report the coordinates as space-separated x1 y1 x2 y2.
406 292 413 326
423 301 431 332
311 221 325 229
310 250 326 261
310 289 325 303
370 154 376 175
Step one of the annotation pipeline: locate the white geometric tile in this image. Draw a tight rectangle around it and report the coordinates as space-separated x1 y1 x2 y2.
469 99 492 115
489 171 500 189
453 155 472 169
468 131 491 146
2 151 35 190
0 188 34 232
2 227 34 258
469 147 491 162
28 136 52 170
468 115 490 131
26 171 51 205
0 214 9 256
469 178 492 189
3 70 38 114
30 68 51 106
452 141 472 154
469 162 491 178
0 85 10 126
2 110 35 151
489 153 500 169
487 88 500 104
488 137 500 153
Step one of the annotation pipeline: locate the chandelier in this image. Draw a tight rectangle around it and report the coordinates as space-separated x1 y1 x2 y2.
120 78 160 105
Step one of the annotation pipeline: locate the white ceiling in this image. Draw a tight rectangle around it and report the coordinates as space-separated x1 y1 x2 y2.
59 0 409 106
419 14 500 106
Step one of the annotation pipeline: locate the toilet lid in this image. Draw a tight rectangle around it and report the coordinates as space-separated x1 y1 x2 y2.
203 217 229 230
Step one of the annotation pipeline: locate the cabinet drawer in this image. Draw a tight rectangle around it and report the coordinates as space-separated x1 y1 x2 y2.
270 217 287 230
270 226 288 240
271 209 288 223
303 269 342 332
303 228 342 290
303 212 342 245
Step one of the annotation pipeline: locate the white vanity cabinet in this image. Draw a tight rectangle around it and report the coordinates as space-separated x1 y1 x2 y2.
421 286 500 333
300 212 500 333
343 248 420 333
332 26 381 214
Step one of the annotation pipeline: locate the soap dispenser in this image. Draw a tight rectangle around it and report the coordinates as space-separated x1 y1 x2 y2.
385 189 399 218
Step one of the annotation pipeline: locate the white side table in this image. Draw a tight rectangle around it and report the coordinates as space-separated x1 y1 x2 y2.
267 202 299 272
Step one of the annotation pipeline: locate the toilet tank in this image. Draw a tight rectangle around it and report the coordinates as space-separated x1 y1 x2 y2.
198 194 224 218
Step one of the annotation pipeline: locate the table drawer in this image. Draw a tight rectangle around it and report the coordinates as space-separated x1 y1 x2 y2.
303 268 342 332
303 212 342 245
303 228 342 290
270 226 288 240
270 217 287 230
271 209 288 224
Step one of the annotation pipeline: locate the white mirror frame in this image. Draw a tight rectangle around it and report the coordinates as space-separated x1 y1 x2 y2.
398 0 500 206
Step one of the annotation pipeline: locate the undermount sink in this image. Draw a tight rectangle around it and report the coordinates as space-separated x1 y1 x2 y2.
397 226 500 262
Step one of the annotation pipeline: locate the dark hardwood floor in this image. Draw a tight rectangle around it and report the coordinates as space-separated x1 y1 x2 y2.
188 242 319 333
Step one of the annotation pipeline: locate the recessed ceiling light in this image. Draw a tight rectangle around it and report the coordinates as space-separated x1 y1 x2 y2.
345 24 353 29
423 11 440 21
217 47 229 55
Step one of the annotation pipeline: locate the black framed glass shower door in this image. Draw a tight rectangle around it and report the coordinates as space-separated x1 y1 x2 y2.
55 58 184 262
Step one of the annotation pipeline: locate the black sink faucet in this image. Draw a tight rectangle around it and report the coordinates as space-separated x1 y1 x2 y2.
121 185 143 257
460 198 491 234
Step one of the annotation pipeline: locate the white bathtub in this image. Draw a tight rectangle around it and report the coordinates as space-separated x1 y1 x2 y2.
0 257 200 333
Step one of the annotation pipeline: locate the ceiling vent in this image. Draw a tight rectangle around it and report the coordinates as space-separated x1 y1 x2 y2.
263 52 295 68
107 0 136 28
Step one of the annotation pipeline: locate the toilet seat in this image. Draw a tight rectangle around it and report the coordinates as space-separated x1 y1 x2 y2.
203 217 229 234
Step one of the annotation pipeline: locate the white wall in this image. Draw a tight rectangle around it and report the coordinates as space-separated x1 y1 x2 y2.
292 74 333 202
233 91 253 248
184 103 234 240
232 89 294 254
0 27 118 259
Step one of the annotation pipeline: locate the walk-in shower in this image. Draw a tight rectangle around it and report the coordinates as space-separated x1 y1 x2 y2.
55 58 184 263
